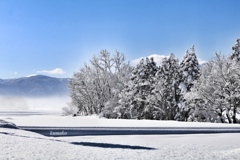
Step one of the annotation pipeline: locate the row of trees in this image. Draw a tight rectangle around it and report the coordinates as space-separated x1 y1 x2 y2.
115 46 200 120
67 39 240 123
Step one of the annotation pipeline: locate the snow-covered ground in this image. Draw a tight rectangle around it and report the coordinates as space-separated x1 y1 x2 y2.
1 127 240 160
1 112 240 128
1 112 240 160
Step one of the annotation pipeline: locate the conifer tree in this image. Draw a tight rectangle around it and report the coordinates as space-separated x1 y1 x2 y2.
154 53 181 120
120 57 158 119
179 45 200 93
178 45 200 121
230 39 240 62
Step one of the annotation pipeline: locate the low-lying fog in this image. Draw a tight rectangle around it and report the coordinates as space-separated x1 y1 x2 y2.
0 96 71 112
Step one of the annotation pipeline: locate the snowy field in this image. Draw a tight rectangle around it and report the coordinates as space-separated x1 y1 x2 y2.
2 112 240 128
1 127 240 160
1 112 240 160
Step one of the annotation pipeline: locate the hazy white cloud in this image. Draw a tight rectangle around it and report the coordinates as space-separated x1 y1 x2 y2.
198 58 207 65
131 54 169 66
37 68 66 75
132 54 207 66
26 74 37 77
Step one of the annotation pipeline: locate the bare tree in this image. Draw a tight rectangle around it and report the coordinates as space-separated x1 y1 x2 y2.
69 50 132 116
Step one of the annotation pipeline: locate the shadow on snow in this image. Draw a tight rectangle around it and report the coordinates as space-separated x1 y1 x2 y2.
71 142 156 150
0 131 156 150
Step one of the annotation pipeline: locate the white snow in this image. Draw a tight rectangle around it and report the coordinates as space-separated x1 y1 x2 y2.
183 71 189 77
1 112 240 128
179 82 187 93
1 127 240 160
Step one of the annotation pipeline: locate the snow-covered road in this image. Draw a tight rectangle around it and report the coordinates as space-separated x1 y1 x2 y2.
19 126 240 137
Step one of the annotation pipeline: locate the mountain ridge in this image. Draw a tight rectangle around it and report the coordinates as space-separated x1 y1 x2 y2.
0 75 69 97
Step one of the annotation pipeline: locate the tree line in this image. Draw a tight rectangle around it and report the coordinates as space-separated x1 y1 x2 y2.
66 39 240 123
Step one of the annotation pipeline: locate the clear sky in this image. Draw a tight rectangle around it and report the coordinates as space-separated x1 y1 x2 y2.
0 0 240 79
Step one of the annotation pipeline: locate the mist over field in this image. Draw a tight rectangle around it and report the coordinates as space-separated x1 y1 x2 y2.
0 96 71 112
0 75 70 112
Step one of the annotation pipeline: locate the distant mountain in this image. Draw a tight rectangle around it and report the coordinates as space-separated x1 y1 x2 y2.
0 75 69 97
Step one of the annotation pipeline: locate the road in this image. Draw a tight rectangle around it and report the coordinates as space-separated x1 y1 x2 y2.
19 126 240 137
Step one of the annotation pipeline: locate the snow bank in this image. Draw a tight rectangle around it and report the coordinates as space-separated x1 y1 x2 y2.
0 119 18 129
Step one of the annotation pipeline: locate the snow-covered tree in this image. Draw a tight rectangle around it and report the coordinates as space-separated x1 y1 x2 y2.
185 53 227 122
178 45 200 121
69 50 132 116
100 52 133 118
230 39 240 62
179 45 200 93
225 39 240 123
185 51 240 123
153 53 181 120
119 57 158 119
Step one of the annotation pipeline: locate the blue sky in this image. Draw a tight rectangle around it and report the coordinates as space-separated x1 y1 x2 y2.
0 0 240 78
